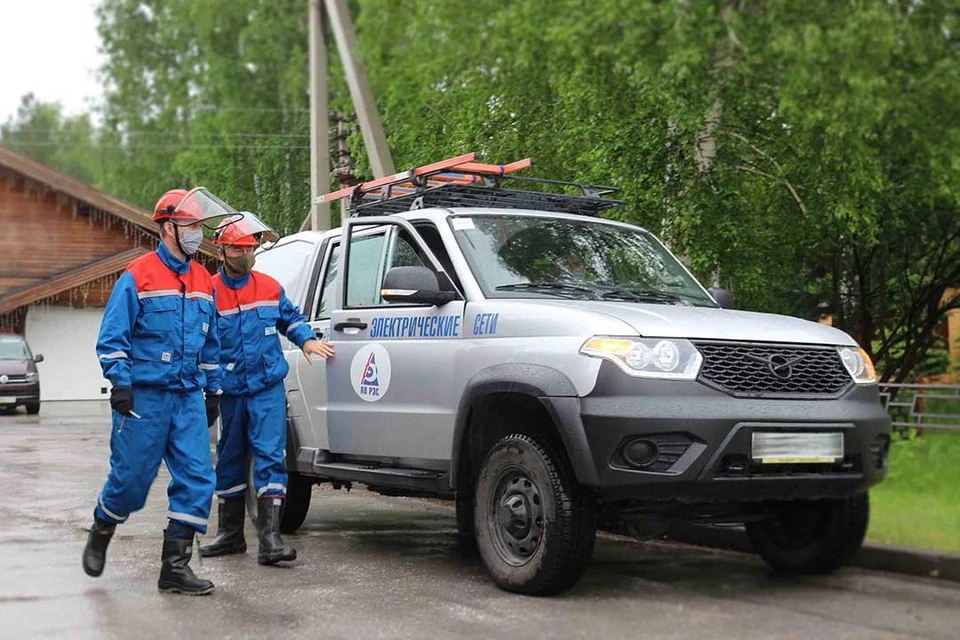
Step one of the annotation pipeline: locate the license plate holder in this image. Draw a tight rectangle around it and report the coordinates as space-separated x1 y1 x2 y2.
0 397 15 404
751 432 844 464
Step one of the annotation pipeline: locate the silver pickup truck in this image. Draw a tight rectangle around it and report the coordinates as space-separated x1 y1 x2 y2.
252 166 890 595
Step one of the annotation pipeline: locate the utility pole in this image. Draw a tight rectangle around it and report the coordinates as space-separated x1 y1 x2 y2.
323 0 395 178
308 0 330 231
303 0 395 232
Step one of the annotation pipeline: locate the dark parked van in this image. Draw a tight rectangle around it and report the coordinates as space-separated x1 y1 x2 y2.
0 334 42 415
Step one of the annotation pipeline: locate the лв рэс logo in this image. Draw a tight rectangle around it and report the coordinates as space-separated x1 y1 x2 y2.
349 344 392 402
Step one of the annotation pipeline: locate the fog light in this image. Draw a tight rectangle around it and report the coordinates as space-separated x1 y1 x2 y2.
623 439 659 468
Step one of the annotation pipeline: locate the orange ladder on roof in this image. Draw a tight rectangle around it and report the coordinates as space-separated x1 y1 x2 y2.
314 152 532 207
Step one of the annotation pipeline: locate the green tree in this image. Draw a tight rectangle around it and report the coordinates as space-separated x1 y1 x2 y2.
94 0 339 232
354 0 960 381
12 0 956 382
0 93 103 185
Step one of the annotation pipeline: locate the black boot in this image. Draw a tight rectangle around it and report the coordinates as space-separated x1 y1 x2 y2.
158 538 215 595
82 518 116 577
257 496 297 566
199 497 247 557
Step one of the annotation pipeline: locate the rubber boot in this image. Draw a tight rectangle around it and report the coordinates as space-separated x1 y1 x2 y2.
82 518 116 577
157 538 215 595
257 496 297 565
199 496 247 557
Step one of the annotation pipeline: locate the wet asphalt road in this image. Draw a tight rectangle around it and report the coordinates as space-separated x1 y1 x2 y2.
1 403 959 640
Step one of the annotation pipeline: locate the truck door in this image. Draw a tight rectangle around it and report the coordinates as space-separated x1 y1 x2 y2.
294 239 339 451
325 217 464 466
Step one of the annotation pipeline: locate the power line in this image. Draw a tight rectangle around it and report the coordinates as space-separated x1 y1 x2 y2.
3 141 311 150
193 106 310 113
4 130 310 139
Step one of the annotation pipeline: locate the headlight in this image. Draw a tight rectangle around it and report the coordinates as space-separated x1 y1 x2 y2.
25 372 39 382
836 347 877 384
580 337 703 380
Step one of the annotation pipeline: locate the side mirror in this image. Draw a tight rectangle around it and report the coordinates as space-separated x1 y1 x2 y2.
34 354 44 363
708 288 735 309
381 266 457 306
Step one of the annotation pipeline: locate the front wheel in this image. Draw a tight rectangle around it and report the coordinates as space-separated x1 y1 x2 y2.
25 403 40 415
474 433 596 596
746 492 869 575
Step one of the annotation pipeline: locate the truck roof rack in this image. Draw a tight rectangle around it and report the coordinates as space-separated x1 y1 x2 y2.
314 152 624 218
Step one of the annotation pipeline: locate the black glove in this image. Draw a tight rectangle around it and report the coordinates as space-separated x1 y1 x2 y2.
110 386 134 416
205 393 221 427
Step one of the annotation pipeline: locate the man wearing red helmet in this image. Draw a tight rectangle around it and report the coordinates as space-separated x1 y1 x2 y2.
83 188 234 595
200 213 333 565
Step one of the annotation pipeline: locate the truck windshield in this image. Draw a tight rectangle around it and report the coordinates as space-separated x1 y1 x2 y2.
0 337 30 360
450 214 715 306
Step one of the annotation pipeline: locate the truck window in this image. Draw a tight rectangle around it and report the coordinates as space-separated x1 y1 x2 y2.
316 230 434 315
345 233 388 307
380 231 429 305
413 222 462 291
385 230 427 270
314 244 340 320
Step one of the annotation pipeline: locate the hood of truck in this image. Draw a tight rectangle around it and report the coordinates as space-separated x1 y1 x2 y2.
540 300 857 346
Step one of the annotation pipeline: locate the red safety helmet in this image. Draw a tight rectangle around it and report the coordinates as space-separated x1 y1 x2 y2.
153 189 189 222
212 211 279 248
153 187 241 226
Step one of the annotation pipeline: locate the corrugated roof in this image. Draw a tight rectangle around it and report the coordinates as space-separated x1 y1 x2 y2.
0 144 223 312
0 144 219 256
0 248 149 315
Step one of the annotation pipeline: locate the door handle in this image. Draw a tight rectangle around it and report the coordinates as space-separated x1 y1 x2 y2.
333 319 368 331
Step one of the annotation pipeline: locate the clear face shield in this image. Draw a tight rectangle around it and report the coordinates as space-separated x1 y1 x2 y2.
168 187 245 230
213 211 280 250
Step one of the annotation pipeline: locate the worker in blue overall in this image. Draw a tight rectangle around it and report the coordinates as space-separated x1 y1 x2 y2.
83 188 240 595
200 213 333 565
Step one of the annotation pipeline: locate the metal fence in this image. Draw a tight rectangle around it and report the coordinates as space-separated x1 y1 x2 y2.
878 383 960 432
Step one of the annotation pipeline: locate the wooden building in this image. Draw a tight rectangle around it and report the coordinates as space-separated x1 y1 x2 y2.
0 145 217 401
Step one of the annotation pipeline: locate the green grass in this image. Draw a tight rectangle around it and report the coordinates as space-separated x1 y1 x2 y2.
867 429 960 553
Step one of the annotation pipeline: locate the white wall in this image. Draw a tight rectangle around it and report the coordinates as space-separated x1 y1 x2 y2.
24 304 110 401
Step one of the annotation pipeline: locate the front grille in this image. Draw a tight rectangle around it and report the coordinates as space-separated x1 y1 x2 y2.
694 341 853 398
0 375 28 384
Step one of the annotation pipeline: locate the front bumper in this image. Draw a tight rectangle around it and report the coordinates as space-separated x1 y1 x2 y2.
546 362 891 504
0 382 40 407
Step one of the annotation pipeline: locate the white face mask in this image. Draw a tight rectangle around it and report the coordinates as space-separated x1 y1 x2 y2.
178 226 204 256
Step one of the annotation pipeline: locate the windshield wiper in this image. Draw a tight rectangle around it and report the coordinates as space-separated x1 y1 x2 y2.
630 287 719 306
495 282 601 299
557 282 684 304
606 287 683 304
495 282 702 305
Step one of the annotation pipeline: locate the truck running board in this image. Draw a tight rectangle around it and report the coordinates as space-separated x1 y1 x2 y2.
312 462 449 495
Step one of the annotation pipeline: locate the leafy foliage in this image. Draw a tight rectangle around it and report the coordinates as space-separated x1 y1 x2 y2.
1 94 103 185
2 0 958 382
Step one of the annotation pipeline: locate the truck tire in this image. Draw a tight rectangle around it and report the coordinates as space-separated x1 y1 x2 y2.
26 403 40 415
244 457 312 533
280 473 313 534
245 456 259 525
746 492 869 575
474 433 596 596
455 492 475 540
